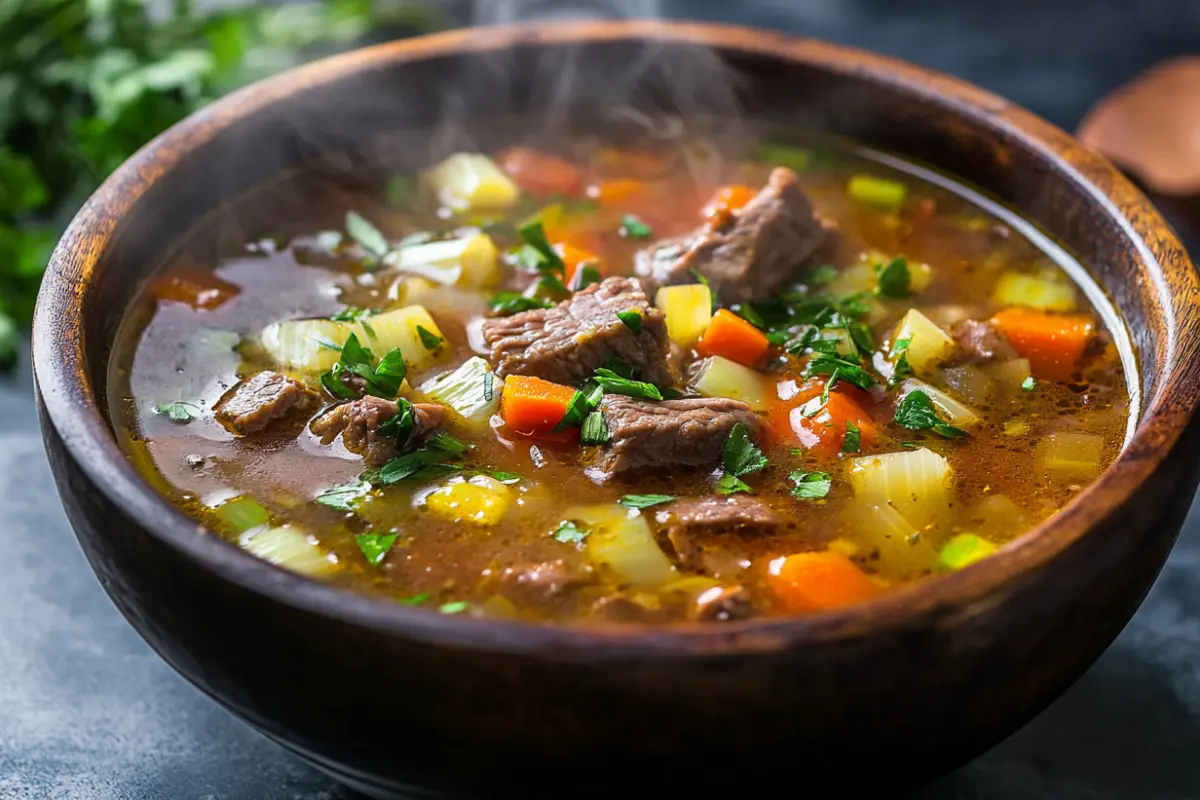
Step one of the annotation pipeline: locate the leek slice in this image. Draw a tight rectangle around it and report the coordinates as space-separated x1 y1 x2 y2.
849 448 953 530
239 526 338 577
381 232 499 288
417 357 502 430
353 305 445 373
259 318 347 373
893 309 956 375
939 533 998 570
424 153 519 212
212 496 270 533
899 378 980 428
852 503 940 578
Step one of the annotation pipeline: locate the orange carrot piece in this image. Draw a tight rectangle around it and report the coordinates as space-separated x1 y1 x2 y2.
766 390 878 457
500 375 578 435
702 184 757 220
696 309 771 366
767 551 882 613
781 376 872 408
589 179 649 207
554 242 606 286
148 266 239 311
497 147 585 198
991 308 1095 381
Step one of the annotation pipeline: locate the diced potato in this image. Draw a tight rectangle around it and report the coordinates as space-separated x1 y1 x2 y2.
424 475 512 526
424 153 519 212
417 357 503 430
1038 432 1104 480
382 233 500 288
655 284 712 347
259 318 347 373
971 494 1028 539
938 365 994 407
908 260 934 293
389 277 490 318
893 309 956 374
939 533 998 570
986 358 1034 393
992 272 1077 312
900 378 980 427
572 504 676 588
827 260 876 296
239 525 339 577
691 355 768 410
851 503 940 578
354 305 445 372
849 448 953 530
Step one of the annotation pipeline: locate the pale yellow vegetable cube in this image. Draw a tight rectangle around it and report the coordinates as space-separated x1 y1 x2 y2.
893 308 956 374
655 284 712 347
354 305 445 372
691 355 768 410
424 476 512 526
572 504 676 588
259 318 348 374
1038 432 1104 480
849 448 953 530
424 153 519 212
383 233 499 288
992 272 1077 312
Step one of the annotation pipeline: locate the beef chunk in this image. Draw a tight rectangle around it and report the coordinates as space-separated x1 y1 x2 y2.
634 167 825 303
493 559 588 605
310 397 443 466
690 585 754 622
587 592 666 623
481 276 675 386
215 370 317 435
662 495 782 572
591 395 758 475
951 318 1017 363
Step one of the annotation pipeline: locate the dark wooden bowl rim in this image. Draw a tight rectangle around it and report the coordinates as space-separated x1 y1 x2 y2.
33 20 1200 659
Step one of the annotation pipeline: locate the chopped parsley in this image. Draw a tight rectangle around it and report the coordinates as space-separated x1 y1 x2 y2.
416 325 443 351
616 308 643 333
375 397 417 446
399 592 430 606
489 292 554 315
570 263 602 290
602 355 636 379
516 219 566 275
618 494 677 510
318 333 406 401
593 368 663 401
580 410 609 445
890 337 915 385
154 401 200 423
345 211 390 265
315 479 373 512
1021 376 1037 392
331 306 378 324
376 432 471 484
483 471 522 484
788 470 832 500
893 389 968 439
842 421 861 453
717 422 768 495
439 601 471 615
356 532 398 566
804 354 876 391
553 388 598 432
875 256 911 298
619 214 653 240
808 264 839 285
553 520 589 544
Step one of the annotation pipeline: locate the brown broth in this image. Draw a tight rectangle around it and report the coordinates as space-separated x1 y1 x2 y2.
108 132 1132 625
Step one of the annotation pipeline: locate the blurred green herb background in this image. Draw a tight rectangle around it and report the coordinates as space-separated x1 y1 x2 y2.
0 0 444 371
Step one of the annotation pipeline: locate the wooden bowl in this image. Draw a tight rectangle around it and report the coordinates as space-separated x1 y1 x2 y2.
32 21 1200 797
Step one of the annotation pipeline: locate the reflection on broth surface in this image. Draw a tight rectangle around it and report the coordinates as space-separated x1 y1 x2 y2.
109 129 1130 624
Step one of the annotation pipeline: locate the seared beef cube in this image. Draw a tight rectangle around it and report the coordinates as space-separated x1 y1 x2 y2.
661 495 782 572
635 167 825 303
481 276 676 386
591 395 758 475
587 592 665 623
310 396 443 466
951 318 1016 363
215 370 317 435
493 559 589 605
690 585 754 622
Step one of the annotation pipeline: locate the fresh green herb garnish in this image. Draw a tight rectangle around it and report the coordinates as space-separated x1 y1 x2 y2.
345 211 390 263
376 432 470 484
489 292 554 315
689 267 710 287
619 214 653 240
616 309 643 333
356 532 399 566
890 337 914 385
875 256 911 298
375 398 417 446
484 471 522 485
318 333 406 401
602 355 636 379
735 304 768 329
331 306 378 324
808 264 839 286
400 592 430 606
593 368 663 401
553 520 589 544
580 411 609 445
516 220 566 273
717 422 768 495
847 321 875 356
788 470 832 500
1021 376 1037 391
154 401 200 423
553 390 594 432
804 354 876 391
618 494 677 510
894 390 968 439
843 421 861 453
416 325 443 351
385 175 413 208
315 479 373 512
439 601 470 615
899 441 921 449
716 473 753 495
570 263 602 290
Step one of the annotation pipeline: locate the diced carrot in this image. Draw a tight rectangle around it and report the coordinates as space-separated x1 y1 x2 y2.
696 309 771 366
148 266 239 311
594 147 671 178
589 178 649 207
496 147 586 198
500 375 579 435
767 391 878 457
780 376 872 408
767 551 883 613
554 242 606 286
702 185 757 220
991 308 1095 381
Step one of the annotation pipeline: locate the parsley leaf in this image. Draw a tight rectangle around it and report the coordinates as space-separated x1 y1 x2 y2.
416 325 443 351
616 309 643 333
315 479 372 512
788 470 832 500
377 432 470 484
319 333 406 400
516 220 566 275
346 211 390 263
593 368 663 401
890 337 915 385
804 354 876 391
569 263 602 290
716 473 752 495
483 471 522 484
875 256 911 298
553 520 589 544
331 306 378 324
735 303 768 330
489 292 554 315
601 355 636 379
439 601 470 615
893 389 969 439
721 422 768 483
809 264 839 285
1021 376 1037 391
618 494 677 510
399 592 430 606
580 410 609 445
356 532 399 566
376 398 417 446
619 214 653 240
154 401 200 423
843 420 861 453
553 390 593 432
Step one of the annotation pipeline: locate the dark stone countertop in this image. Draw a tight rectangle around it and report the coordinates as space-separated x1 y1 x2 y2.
2 2 1198 797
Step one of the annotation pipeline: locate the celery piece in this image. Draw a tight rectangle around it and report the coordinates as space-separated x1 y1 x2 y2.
848 174 907 210
939 533 998 570
239 526 338 577
754 142 812 172
417 357 502 429
212 496 270 533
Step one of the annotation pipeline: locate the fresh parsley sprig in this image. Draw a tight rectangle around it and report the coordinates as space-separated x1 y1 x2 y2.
716 422 768 495
893 389 968 439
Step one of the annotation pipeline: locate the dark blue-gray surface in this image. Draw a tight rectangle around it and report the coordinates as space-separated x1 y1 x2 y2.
3 1 1199 798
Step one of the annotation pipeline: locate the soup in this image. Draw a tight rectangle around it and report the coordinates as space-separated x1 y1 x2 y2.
109 131 1131 624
